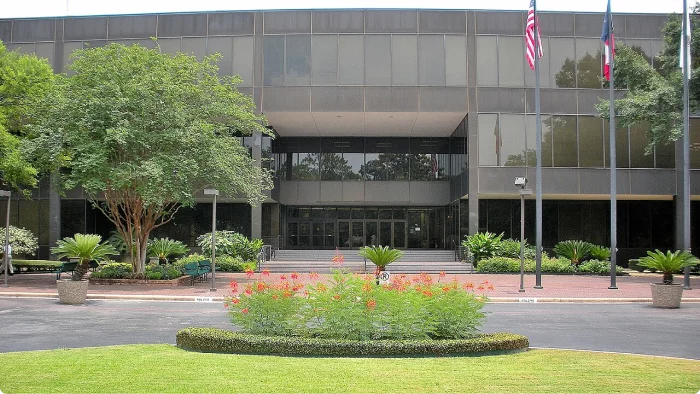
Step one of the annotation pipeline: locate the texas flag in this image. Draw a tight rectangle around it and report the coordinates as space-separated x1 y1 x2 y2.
601 0 614 81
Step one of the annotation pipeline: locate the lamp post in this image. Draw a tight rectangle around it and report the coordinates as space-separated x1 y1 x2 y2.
514 178 531 293
1 190 11 288
203 189 219 292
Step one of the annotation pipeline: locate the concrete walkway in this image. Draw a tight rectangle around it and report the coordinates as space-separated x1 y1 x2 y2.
1 269 699 302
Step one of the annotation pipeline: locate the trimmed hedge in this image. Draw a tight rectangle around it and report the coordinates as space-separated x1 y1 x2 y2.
476 257 574 274
176 327 529 357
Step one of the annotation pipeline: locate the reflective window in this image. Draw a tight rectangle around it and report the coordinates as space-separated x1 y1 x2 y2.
578 116 604 167
540 115 554 167
604 124 630 168
576 38 602 89
365 35 391 85
344 153 364 180
286 35 311 86
338 35 364 85
312 35 337 85
292 153 320 180
418 35 446 86
500 114 527 166
478 114 499 166
391 35 418 85
476 36 497 86
263 35 284 86
629 123 654 168
321 153 344 180
445 35 467 86
524 37 550 88
552 115 578 167
498 36 524 87
363 153 384 180
655 140 675 169
233 36 254 87
691 119 700 169
550 37 576 88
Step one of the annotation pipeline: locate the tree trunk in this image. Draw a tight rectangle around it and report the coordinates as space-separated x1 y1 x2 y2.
72 259 90 281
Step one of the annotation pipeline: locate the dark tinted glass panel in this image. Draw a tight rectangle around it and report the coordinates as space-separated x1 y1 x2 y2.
363 153 384 180
61 200 85 239
629 123 654 168
578 116 604 167
478 114 498 166
486 200 512 239
12 19 54 42
263 35 284 86
320 153 344 180
540 115 554 167
365 10 417 33
344 153 364 180
500 114 527 167
604 124 630 168
558 202 582 241
552 115 577 167
157 14 207 37
292 153 319 180
692 119 700 169
264 11 311 34
550 38 575 88
312 11 364 33
576 38 602 89
285 35 311 85
108 15 156 39
655 140 675 168
386 154 409 180
208 12 254 35
0 21 11 43
64 18 107 40
419 11 466 34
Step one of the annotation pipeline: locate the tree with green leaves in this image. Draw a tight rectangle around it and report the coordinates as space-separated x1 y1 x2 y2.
26 43 273 273
596 6 700 150
0 40 54 192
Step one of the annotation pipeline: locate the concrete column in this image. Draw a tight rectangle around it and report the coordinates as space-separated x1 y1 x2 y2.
48 173 61 257
251 131 263 239
466 11 479 235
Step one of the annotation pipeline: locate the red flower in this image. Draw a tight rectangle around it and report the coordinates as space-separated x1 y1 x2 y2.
439 271 446 278
309 272 319 280
232 298 240 304
262 269 270 276
333 294 341 300
244 287 253 295
241 308 249 314
477 284 485 291
280 274 287 280
224 303 229 308
465 282 474 290
488 284 495 291
256 282 266 291
229 281 239 290
291 272 299 280
366 299 376 309
245 269 254 277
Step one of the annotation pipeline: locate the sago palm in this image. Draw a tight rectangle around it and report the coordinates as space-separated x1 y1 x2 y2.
147 237 189 264
358 245 404 272
640 250 699 284
52 234 118 281
554 240 593 267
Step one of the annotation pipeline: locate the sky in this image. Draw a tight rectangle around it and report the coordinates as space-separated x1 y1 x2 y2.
0 0 690 19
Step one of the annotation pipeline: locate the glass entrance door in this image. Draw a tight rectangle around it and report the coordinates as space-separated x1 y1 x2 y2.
393 221 406 248
338 221 350 248
378 220 406 248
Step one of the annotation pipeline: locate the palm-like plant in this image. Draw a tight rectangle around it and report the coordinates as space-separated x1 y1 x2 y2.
52 234 118 281
358 245 404 272
554 240 593 267
589 245 611 261
640 250 700 285
462 232 503 263
147 238 189 264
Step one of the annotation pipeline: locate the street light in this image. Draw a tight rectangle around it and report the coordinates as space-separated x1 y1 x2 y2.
514 178 531 293
1 190 11 288
203 188 219 292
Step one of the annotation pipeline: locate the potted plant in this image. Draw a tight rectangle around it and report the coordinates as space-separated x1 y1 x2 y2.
639 249 699 308
52 234 117 305
358 245 403 282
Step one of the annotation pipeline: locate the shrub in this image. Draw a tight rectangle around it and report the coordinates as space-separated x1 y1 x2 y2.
173 253 207 272
176 328 529 357
496 239 537 259
627 259 645 272
144 263 183 280
589 245 611 261
578 260 624 275
554 240 593 267
225 271 491 341
91 263 134 279
540 257 576 273
0 226 39 256
147 238 189 264
216 255 257 272
197 231 263 261
476 257 522 273
462 232 503 263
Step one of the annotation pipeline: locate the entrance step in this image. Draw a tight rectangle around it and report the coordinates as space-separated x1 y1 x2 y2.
274 249 457 262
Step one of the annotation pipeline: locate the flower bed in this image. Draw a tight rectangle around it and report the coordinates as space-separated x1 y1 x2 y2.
176 328 529 356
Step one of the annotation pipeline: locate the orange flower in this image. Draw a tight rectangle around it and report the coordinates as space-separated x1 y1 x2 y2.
442 286 451 292
422 290 433 297
488 284 495 290
262 269 270 276
439 271 446 278
317 283 327 292
291 272 299 280
366 299 377 309
256 282 266 291
224 303 229 308
362 283 372 292
477 284 485 291
303 290 310 297
333 294 341 300
283 291 293 298
309 272 319 280
465 282 474 290
232 298 240 304
241 308 249 314
244 287 253 295
280 274 287 280
245 269 254 277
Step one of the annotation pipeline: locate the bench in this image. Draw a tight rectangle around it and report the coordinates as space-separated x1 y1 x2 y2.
183 260 212 285
56 261 99 279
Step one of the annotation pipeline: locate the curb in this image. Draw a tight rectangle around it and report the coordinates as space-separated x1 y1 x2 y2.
2 292 700 304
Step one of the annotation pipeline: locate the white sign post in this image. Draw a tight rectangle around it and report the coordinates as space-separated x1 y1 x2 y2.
378 271 391 285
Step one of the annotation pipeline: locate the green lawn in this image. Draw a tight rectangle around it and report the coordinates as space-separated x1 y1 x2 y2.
0 345 698 393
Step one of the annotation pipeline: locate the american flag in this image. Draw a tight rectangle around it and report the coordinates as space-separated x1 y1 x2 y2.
525 0 543 70
601 0 614 81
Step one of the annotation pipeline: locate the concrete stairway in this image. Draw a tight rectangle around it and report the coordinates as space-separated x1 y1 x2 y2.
263 249 473 274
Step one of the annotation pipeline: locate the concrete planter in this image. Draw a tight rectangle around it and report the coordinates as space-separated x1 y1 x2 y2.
650 283 684 309
56 279 89 305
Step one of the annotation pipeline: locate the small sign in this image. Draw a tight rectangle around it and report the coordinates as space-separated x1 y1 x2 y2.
518 298 538 303
194 297 214 303
378 271 391 284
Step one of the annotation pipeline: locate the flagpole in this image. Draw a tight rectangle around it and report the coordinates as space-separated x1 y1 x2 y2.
608 0 618 290
682 0 692 289
533 0 543 289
